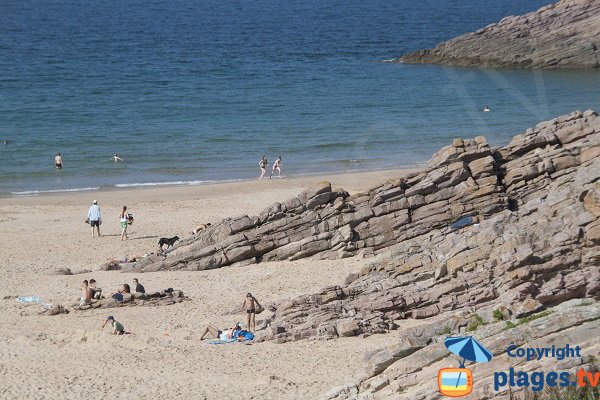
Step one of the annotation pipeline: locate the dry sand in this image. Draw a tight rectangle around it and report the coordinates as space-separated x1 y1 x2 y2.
0 168 419 400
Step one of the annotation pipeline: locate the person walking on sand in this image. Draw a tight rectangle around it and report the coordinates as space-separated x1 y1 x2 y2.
55 153 63 169
119 206 129 240
241 293 262 332
270 156 282 179
87 200 101 238
113 153 123 162
101 316 125 335
258 155 268 179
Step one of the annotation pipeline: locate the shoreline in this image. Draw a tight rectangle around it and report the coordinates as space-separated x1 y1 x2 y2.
2 165 425 198
0 167 422 205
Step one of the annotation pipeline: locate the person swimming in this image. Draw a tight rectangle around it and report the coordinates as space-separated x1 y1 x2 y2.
483 105 491 112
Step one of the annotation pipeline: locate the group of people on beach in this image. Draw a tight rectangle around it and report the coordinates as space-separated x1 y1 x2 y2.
258 155 282 179
86 200 133 240
79 277 146 308
199 292 262 340
79 278 146 335
88 283 262 339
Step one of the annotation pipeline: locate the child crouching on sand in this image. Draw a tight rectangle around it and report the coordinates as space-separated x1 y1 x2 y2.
101 316 125 335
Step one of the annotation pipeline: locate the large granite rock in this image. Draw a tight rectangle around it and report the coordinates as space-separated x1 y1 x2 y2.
400 0 600 68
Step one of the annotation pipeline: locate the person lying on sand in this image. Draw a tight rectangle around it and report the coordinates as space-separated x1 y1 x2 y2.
192 223 211 235
101 316 125 335
199 323 242 340
241 293 262 332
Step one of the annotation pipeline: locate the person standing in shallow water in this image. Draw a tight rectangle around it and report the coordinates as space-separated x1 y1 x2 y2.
119 206 129 240
55 153 63 169
113 153 123 162
270 156 282 179
258 155 268 179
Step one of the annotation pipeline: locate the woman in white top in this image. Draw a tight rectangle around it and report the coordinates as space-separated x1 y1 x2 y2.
119 206 129 241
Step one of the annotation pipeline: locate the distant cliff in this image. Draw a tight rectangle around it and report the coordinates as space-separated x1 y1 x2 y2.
400 0 600 68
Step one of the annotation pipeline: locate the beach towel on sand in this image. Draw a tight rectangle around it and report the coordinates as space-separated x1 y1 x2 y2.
17 296 43 303
208 339 237 345
238 330 254 341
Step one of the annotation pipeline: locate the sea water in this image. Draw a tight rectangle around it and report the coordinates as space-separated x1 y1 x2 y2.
1 0 599 195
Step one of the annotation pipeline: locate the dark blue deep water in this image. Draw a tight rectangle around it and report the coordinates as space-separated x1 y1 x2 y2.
1 0 599 194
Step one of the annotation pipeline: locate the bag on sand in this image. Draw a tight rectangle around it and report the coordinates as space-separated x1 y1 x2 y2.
255 305 265 314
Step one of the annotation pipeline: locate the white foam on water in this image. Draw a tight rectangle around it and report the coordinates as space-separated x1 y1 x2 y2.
114 179 244 188
11 187 100 196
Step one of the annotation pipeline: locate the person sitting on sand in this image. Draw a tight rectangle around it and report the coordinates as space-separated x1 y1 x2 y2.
133 278 145 294
241 293 262 332
79 280 93 306
112 153 123 162
199 323 242 340
101 316 125 335
89 279 102 299
270 156 282 179
118 284 131 294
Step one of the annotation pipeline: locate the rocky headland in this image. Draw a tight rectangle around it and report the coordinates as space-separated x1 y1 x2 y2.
122 109 599 398
400 0 600 68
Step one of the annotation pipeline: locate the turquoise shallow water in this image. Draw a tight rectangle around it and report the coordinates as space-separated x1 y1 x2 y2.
1 0 599 195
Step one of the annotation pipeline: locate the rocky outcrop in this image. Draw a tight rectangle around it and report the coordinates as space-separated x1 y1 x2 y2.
138 140 508 272
324 299 600 400
400 0 600 68
255 109 600 343
126 109 600 347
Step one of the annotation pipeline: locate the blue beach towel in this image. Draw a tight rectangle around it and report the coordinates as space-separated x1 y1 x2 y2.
208 339 237 345
16 296 43 303
237 330 254 341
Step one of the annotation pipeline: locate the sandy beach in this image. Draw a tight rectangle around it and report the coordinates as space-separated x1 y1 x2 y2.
0 168 419 400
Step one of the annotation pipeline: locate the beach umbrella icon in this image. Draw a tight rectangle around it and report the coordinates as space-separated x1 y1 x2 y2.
444 336 493 389
445 336 493 367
